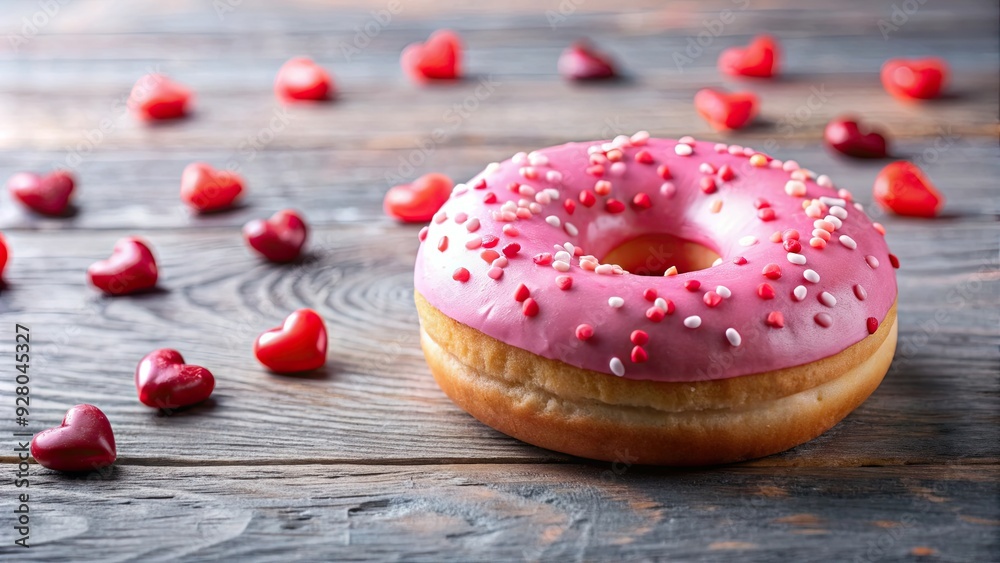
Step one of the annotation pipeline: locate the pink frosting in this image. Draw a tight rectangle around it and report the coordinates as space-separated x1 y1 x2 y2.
413 136 898 382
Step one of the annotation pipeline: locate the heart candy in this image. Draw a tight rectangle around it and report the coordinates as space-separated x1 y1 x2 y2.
881 58 948 101
384 173 453 223
718 35 780 78
135 349 215 409
275 57 335 102
87 237 158 295
0 233 8 279
873 161 944 218
128 73 192 121
180 162 244 213
824 117 890 159
558 42 618 81
254 309 328 374
694 88 758 131
401 29 462 82
243 209 308 263
31 404 116 472
7 170 75 216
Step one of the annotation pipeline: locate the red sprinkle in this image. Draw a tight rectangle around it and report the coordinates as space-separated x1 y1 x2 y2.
645 307 665 322
630 330 649 345
482 192 497 204
758 208 776 222
757 283 776 300
575 324 594 340
889 253 900 269
418 226 429 242
564 199 577 215
782 229 800 241
703 291 722 307
700 177 717 194
733 256 748 265
867 317 879 334
586 164 605 177
718 164 735 181
452 267 470 282
684 280 701 291
605 199 626 213
657 164 672 179
632 193 653 210
514 283 530 302
522 298 539 317
766 311 785 328
661 299 676 315
762 264 782 279
754 197 770 209
556 275 573 290
533 253 552 265
643 288 657 301
481 249 500 263
502 243 521 257
507 182 521 193
783 239 802 253
631 346 648 363
579 190 597 207
634 150 654 164
437 236 449 252
473 178 487 190
481 235 499 248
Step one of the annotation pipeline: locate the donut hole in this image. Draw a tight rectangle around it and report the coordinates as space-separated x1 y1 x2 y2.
601 233 721 276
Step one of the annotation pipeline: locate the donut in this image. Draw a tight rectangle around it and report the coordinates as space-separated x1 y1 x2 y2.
413 134 898 465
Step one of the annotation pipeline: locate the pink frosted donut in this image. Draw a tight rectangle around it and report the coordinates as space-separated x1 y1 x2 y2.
414 134 898 465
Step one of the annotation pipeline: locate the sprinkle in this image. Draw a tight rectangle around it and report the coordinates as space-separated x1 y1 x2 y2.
606 148 623 162
762 264 782 280
812 229 830 241
703 291 723 307
491 257 508 268
576 324 594 341
810 237 827 249
787 253 807 265
739 236 758 247
825 215 843 229
657 165 673 179
660 182 677 198
605 199 626 213
528 152 549 166
433 210 447 224
630 346 648 363
556 275 573 290
816 175 833 188
608 296 625 308
782 160 800 171
769 231 783 243
586 164 604 178
487 266 503 280
784 180 807 197
481 235 499 249
535 192 552 206
674 144 693 156
437 236 449 252
683 316 702 329
757 283 776 300
579 190 596 207
716 285 732 299
711 258 723 267
518 184 536 197
684 280 701 291
664 266 679 276
819 197 846 208
714 143 728 153
564 222 579 237
418 226 429 242
630 130 650 145
633 193 653 210
835 235 857 250
853 284 867 300
710 199 723 213
464 237 482 250
595 263 613 275
546 170 563 184
630 330 649 346
814 219 836 233
873 222 886 235
814 312 833 328
829 206 849 220
563 199 576 215
803 269 820 283
733 256 748 265
889 254 900 269
609 357 626 376
766 311 785 328
609 162 627 176
481 249 500 264
594 180 612 195
634 150 654 164
729 145 744 155
452 267 470 282
501 243 521 258
726 328 742 347
819 291 837 307
805 204 824 218
646 307 665 322
793 285 807 301
699 162 715 174
718 164 735 181
865 255 880 269
867 317 879 334
754 198 770 209
654 297 673 314
533 253 552 265
552 260 571 272
521 297 539 317
749 154 768 167
782 229 800 241
545 215 561 227
512 152 527 164
758 208 776 222
700 177 717 194
483 192 498 204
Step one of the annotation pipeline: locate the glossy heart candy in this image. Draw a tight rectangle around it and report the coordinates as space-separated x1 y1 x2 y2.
31 404 116 472
873 161 944 217
824 117 889 159
694 88 758 130
135 349 215 409
254 309 328 373
718 35 780 78
881 58 948 100
401 29 462 82
87 237 158 295
243 209 308 262
0 232 8 279
384 173 453 223
180 162 244 213
558 42 617 81
7 170 75 216
275 57 335 102
128 73 192 121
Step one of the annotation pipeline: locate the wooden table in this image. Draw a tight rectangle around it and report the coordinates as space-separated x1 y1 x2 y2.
1 1 997 560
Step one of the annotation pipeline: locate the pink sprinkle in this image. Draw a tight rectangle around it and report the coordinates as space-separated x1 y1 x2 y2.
575 324 594 341
487 266 504 280
502 224 519 237
465 218 481 232
533 253 553 265
782 229 800 241
758 208 776 222
814 312 833 328
660 182 677 198
703 291 722 307
865 255 880 269
853 284 867 301
873 222 886 235
454 212 468 224
418 226 429 242
766 311 785 328
733 256 748 265
452 267 470 282
810 237 827 249
556 275 573 290
465 237 483 250
437 236 448 252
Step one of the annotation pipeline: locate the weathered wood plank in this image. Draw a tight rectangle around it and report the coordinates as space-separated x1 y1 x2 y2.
0 464 996 561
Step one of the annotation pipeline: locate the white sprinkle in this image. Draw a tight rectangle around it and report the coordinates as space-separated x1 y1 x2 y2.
699 162 716 174
716 285 732 299
610 357 625 377
595 264 614 275
820 291 837 307
452 184 468 195
793 285 808 301
501 201 517 212
660 182 677 198
678 135 695 144
804 269 820 283
528 202 542 214
825 215 843 229
485 162 500 174
552 260 571 272
554 251 571 263
727 145 744 155
512 152 527 164
563 242 575 253
785 180 807 197
528 152 548 166
683 316 702 329
782 160 800 172
739 235 758 247
564 222 579 237
819 196 847 208
545 188 560 199
712 257 723 267
546 170 563 184
654 297 669 312
839 235 857 250
612 134 631 148
726 328 742 347
545 215 561 228
534 191 551 205
714 143 728 153
465 218 481 232
829 205 849 220
674 144 693 156
816 175 833 188
608 296 625 308
630 130 650 145
854 202 865 212
866 255 880 269
787 252 807 265
609 162 626 176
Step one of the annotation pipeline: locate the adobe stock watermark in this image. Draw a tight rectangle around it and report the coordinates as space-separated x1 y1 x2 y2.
877 0 930 40
338 1 402 62
6 0 71 53
672 0 751 73
384 75 499 186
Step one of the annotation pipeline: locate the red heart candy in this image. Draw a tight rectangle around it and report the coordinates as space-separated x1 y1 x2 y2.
0 233 8 278
275 57 334 102
254 309 328 374
128 73 192 121
558 42 617 81
135 349 215 409
243 209 308 262
401 30 462 82
384 173 453 223
87 237 158 295
824 117 889 159
881 58 948 101
873 161 944 218
694 88 757 130
31 404 116 472
7 170 75 216
718 35 780 78
180 162 244 213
